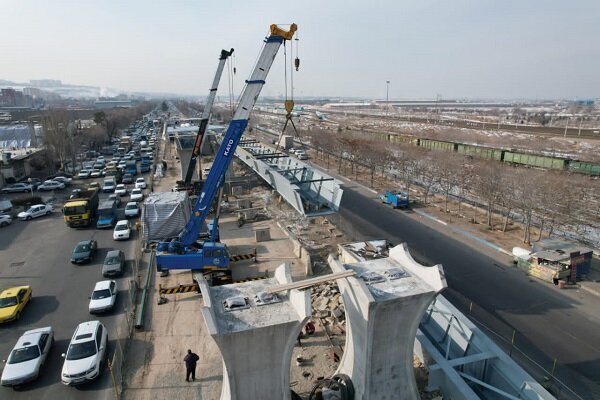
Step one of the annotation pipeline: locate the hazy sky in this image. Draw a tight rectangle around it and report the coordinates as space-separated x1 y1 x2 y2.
2 0 599 100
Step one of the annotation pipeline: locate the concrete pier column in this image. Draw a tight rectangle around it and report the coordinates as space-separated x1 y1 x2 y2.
329 243 447 400
197 263 310 400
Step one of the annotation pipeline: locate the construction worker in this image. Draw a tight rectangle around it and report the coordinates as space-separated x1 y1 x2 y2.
184 349 200 382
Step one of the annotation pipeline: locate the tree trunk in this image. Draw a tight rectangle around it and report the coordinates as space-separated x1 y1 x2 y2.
538 218 545 241
502 208 512 232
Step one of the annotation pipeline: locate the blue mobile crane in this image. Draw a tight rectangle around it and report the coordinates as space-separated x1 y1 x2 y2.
156 23 298 272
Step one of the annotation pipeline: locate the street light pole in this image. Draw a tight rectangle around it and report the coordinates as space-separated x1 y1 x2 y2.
385 80 390 119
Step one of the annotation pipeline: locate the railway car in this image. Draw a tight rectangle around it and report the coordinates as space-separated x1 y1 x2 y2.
502 151 567 170
418 138 457 152
457 143 503 160
568 160 600 176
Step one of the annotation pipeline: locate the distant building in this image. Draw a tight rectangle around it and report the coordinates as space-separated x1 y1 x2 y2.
30 79 62 87
0 88 34 108
23 87 42 98
94 99 133 109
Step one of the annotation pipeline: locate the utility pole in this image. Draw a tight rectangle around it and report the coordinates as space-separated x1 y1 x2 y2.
578 117 583 136
385 80 390 119
564 117 570 137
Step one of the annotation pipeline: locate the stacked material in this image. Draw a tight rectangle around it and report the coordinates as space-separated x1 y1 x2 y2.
142 191 192 241
311 282 345 329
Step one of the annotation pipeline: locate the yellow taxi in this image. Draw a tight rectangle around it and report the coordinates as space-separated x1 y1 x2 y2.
0 286 32 323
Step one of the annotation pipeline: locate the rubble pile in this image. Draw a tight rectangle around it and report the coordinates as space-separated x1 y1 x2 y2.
311 282 345 331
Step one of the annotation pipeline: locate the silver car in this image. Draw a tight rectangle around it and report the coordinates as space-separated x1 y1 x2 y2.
1 327 54 387
1 183 33 193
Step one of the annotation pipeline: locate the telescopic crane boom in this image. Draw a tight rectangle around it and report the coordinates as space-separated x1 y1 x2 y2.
183 48 234 184
156 23 298 272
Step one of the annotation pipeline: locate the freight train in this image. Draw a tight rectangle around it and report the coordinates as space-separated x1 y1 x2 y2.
383 134 600 176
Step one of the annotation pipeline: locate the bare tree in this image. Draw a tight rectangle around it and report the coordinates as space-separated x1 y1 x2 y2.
475 161 504 229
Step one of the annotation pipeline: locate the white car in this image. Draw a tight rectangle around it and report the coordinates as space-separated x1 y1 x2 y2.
37 180 65 191
0 214 12 227
134 178 146 189
88 280 117 314
130 188 144 202
1 327 54 387
78 169 91 179
90 169 102 178
61 321 107 385
1 183 33 193
52 176 72 185
114 184 127 196
113 220 131 240
124 202 140 218
17 204 53 221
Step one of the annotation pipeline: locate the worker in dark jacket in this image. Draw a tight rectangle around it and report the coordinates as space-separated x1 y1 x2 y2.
184 349 200 381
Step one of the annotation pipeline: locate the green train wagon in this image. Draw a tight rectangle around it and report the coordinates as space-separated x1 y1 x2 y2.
568 161 600 176
418 138 456 152
503 151 566 170
457 144 503 160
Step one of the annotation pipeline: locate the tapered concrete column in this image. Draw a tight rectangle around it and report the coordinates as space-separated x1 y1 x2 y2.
197 263 310 400
329 243 447 400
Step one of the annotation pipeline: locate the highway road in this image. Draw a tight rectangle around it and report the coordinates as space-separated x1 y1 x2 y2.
0 184 140 400
332 183 600 399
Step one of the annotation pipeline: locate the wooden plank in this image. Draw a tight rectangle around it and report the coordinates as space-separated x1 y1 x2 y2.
266 270 356 294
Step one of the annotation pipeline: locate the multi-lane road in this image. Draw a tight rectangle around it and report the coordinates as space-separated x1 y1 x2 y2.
0 185 139 399
331 183 600 399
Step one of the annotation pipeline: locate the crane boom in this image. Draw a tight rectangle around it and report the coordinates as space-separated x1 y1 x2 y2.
183 48 234 184
156 23 298 272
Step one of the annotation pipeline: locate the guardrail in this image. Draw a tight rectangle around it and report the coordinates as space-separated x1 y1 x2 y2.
135 250 154 330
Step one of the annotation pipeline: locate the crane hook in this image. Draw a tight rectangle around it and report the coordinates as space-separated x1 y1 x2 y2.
294 57 300 72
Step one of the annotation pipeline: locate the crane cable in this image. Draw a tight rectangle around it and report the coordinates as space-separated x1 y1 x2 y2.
275 31 301 152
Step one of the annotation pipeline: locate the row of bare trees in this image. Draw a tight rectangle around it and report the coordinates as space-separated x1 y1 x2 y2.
309 128 599 246
41 102 155 172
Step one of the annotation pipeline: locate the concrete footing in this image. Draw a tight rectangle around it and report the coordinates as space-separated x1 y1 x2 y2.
328 243 447 400
197 263 310 400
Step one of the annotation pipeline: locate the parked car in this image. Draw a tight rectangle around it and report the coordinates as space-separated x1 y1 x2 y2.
17 204 53 221
0 326 54 387
0 286 32 323
0 214 12 227
1 183 33 193
124 202 140 218
130 188 144 202
88 280 117 314
113 220 131 241
114 184 127 196
78 169 91 179
61 321 107 385
102 250 125 277
37 180 65 191
51 176 72 186
122 173 134 184
134 178 147 189
90 169 102 178
70 239 98 264
108 194 121 208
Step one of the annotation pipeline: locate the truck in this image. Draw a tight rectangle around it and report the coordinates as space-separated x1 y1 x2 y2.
120 136 132 150
140 158 152 173
63 188 99 228
96 199 118 229
125 160 137 176
104 167 122 183
380 190 409 209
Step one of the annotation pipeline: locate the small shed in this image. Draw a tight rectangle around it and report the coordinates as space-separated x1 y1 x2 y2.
532 238 593 278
